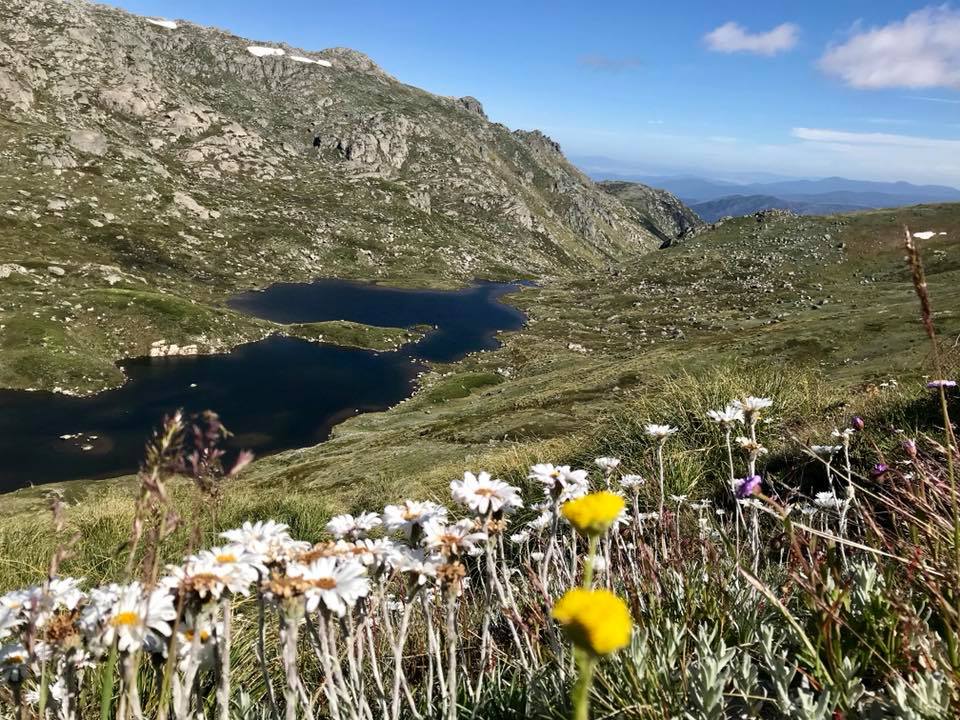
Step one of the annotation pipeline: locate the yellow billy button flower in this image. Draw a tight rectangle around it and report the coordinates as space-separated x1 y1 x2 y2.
561 491 624 536
552 588 632 656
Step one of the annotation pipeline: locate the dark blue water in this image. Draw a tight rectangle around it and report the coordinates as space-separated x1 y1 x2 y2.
0 281 525 491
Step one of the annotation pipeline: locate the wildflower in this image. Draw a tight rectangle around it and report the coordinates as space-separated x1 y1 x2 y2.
0 643 29 684
391 549 438 586
736 437 768 456
551 588 632 656
830 427 854 445
422 518 488 556
927 380 957 390
734 475 762 499
851 416 865 431
561 492 625 536
93 583 176 654
594 457 620 473
812 445 843 457
619 474 645 491
176 616 220 672
814 492 842 510
528 511 554 532
529 464 590 501
530 551 545 562
336 538 396 568
707 404 744 426
383 500 448 539
220 521 310 565
733 396 774 421
450 471 523 515
509 530 530 545
163 548 258 601
871 463 888 478
644 424 677 441
690 499 712 511
668 494 688 504
0 609 19 641
903 439 918 459
287 558 370 616
326 512 382 539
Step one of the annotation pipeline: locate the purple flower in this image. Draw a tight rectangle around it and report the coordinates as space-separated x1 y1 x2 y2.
903 439 918 459
871 463 888 477
851 416 865 431
735 475 762 499
927 380 957 390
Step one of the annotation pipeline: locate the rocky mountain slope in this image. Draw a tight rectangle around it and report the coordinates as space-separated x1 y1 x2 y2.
597 180 703 244
0 0 671 393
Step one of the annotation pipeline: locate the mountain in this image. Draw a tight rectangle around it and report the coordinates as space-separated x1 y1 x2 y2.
0 0 667 394
690 195 865 222
623 175 960 208
597 181 703 244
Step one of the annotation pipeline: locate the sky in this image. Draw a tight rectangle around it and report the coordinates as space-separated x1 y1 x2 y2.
105 1 960 186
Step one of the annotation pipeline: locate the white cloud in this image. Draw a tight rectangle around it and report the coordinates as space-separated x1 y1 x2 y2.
907 95 960 104
820 7 960 89
704 22 799 56
791 127 960 151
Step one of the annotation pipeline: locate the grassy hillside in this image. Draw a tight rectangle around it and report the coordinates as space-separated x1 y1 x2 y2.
2 203 956 557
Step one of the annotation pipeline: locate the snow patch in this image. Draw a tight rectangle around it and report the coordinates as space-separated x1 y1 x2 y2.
146 18 178 30
247 46 285 58
290 55 333 67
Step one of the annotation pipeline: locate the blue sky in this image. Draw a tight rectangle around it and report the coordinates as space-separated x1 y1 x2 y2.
106 1 960 185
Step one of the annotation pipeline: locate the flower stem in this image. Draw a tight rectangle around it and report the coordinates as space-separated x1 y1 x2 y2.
582 536 599 589
99 641 118 720
571 651 596 720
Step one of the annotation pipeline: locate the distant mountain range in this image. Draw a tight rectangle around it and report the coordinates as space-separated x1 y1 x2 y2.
588 174 960 222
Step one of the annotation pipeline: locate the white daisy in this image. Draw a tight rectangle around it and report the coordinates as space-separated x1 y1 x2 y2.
288 558 370 617
619 474 645 491
707 404 745 426
326 512 382 539
528 511 554 532
736 437 769 456
811 445 843 457
529 464 590 502
450 471 523 515
391 549 438 586
93 583 176 654
220 521 310 565
383 501 448 538
0 643 29 684
509 531 530 545
733 397 774 420
814 492 842 510
422 518 487 557
594 457 621 473
338 538 397 567
645 424 678 441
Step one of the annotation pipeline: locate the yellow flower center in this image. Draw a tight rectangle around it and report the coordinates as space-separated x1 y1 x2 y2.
215 553 237 563
111 611 141 627
314 577 337 590
474 488 495 497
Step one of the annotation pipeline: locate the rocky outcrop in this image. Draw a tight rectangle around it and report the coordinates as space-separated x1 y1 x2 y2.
598 181 704 243
0 0 662 290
